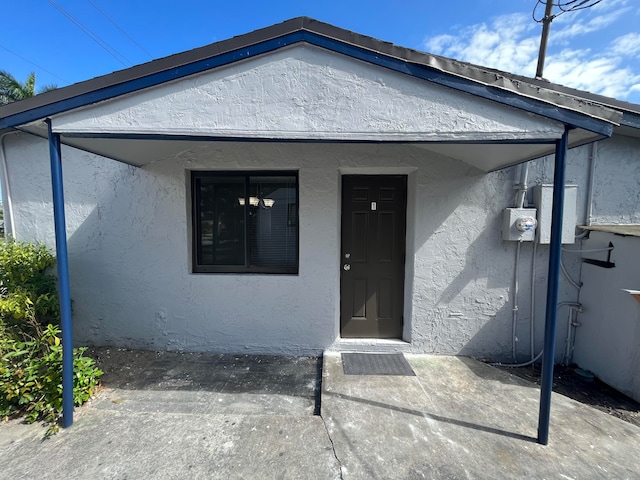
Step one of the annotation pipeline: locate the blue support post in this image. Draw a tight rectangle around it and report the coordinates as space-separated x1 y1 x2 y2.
537 127 570 445
46 119 74 428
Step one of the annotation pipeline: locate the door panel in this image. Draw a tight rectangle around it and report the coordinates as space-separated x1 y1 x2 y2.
340 175 407 338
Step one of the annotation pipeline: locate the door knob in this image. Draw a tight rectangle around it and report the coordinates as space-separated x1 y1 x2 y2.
343 264 351 271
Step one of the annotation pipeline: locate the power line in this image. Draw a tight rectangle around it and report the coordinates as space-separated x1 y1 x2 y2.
47 0 131 67
532 0 605 78
0 44 69 83
87 0 153 60
533 0 604 23
557 0 604 14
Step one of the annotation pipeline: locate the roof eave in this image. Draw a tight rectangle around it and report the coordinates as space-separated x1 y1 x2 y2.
0 16 625 135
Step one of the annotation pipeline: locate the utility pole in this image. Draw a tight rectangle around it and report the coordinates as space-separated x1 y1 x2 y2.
535 0 555 79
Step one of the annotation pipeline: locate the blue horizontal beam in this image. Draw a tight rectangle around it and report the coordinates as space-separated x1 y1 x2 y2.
61 131 558 145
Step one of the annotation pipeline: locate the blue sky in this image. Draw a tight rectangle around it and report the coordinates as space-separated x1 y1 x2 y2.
1 0 640 103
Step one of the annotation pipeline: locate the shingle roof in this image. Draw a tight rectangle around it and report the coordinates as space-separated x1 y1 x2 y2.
0 16 632 132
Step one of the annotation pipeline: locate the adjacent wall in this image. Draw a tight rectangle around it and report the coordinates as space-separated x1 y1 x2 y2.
573 231 640 402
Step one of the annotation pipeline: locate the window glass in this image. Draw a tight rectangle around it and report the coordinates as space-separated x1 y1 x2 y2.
192 172 298 273
248 176 297 269
196 176 245 267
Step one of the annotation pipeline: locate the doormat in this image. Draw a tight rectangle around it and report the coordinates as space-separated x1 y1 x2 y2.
341 353 415 376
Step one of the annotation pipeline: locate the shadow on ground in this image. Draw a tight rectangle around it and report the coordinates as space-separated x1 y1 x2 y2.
87 347 323 415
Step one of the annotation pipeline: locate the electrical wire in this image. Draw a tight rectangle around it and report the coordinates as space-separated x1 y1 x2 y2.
561 257 582 289
532 0 604 23
87 0 153 60
561 246 614 253
47 0 131 67
0 44 69 83
493 350 544 368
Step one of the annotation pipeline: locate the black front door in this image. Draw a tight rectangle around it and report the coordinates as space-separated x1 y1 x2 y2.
340 175 407 338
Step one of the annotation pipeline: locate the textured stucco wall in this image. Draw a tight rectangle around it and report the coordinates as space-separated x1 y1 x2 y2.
5 132 638 359
51 45 563 142
572 232 640 401
2 43 638 359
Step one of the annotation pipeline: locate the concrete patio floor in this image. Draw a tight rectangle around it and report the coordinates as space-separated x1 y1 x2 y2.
322 353 640 479
0 351 639 479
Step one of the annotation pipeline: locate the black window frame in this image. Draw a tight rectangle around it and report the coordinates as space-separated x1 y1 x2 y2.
191 170 299 274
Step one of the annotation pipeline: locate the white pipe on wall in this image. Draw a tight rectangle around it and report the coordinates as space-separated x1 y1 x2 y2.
585 142 597 227
576 141 598 239
512 240 522 360
515 162 530 209
510 162 531 360
531 240 537 362
0 132 17 239
559 302 583 365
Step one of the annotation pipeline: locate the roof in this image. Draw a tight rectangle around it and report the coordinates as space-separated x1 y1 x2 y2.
0 17 626 135
489 68 640 134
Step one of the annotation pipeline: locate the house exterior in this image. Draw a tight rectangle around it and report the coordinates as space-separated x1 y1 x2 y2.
1 17 639 365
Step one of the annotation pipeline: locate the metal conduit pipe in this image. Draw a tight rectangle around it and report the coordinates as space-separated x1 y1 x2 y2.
0 132 18 238
585 142 597 227
493 349 543 368
560 258 582 289
531 240 537 362
512 240 523 360
562 246 614 253
510 162 531 360
560 244 614 289
576 142 597 239
497 303 581 368
515 162 530 209
561 303 583 366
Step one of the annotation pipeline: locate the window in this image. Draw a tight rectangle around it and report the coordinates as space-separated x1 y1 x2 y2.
192 171 299 273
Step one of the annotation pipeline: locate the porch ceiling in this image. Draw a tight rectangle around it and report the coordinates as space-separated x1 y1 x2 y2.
19 121 603 172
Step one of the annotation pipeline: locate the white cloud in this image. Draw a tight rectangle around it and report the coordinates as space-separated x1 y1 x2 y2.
543 50 640 98
424 14 539 74
610 33 640 57
422 4 640 101
552 9 626 42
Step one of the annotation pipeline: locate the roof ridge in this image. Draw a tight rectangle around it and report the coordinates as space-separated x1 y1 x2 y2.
0 16 630 131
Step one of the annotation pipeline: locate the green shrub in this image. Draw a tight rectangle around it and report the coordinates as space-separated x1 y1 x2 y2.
0 240 102 433
0 240 59 334
0 324 103 426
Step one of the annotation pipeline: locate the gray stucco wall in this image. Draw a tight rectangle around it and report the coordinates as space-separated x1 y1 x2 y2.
2 43 638 360
3 132 638 360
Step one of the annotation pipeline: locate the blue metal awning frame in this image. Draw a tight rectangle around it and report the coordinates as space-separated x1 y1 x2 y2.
46 119 74 428
45 122 573 441
537 126 570 445
25 17 608 437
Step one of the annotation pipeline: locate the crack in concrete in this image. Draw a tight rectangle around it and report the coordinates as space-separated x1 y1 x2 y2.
319 413 345 480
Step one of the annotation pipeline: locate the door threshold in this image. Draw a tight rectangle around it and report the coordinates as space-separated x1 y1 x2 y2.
328 338 411 353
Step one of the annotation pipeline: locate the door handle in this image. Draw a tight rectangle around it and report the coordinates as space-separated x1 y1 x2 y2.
343 264 351 271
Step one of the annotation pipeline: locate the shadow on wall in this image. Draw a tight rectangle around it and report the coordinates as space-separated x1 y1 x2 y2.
65 157 187 348
55 139 574 359
407 152 524 358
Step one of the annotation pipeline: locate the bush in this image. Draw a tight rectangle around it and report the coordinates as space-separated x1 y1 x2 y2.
0 240 59 334
0 240 102 433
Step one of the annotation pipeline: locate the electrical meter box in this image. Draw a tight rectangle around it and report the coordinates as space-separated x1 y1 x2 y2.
502 208 537 241
532 184 577 244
